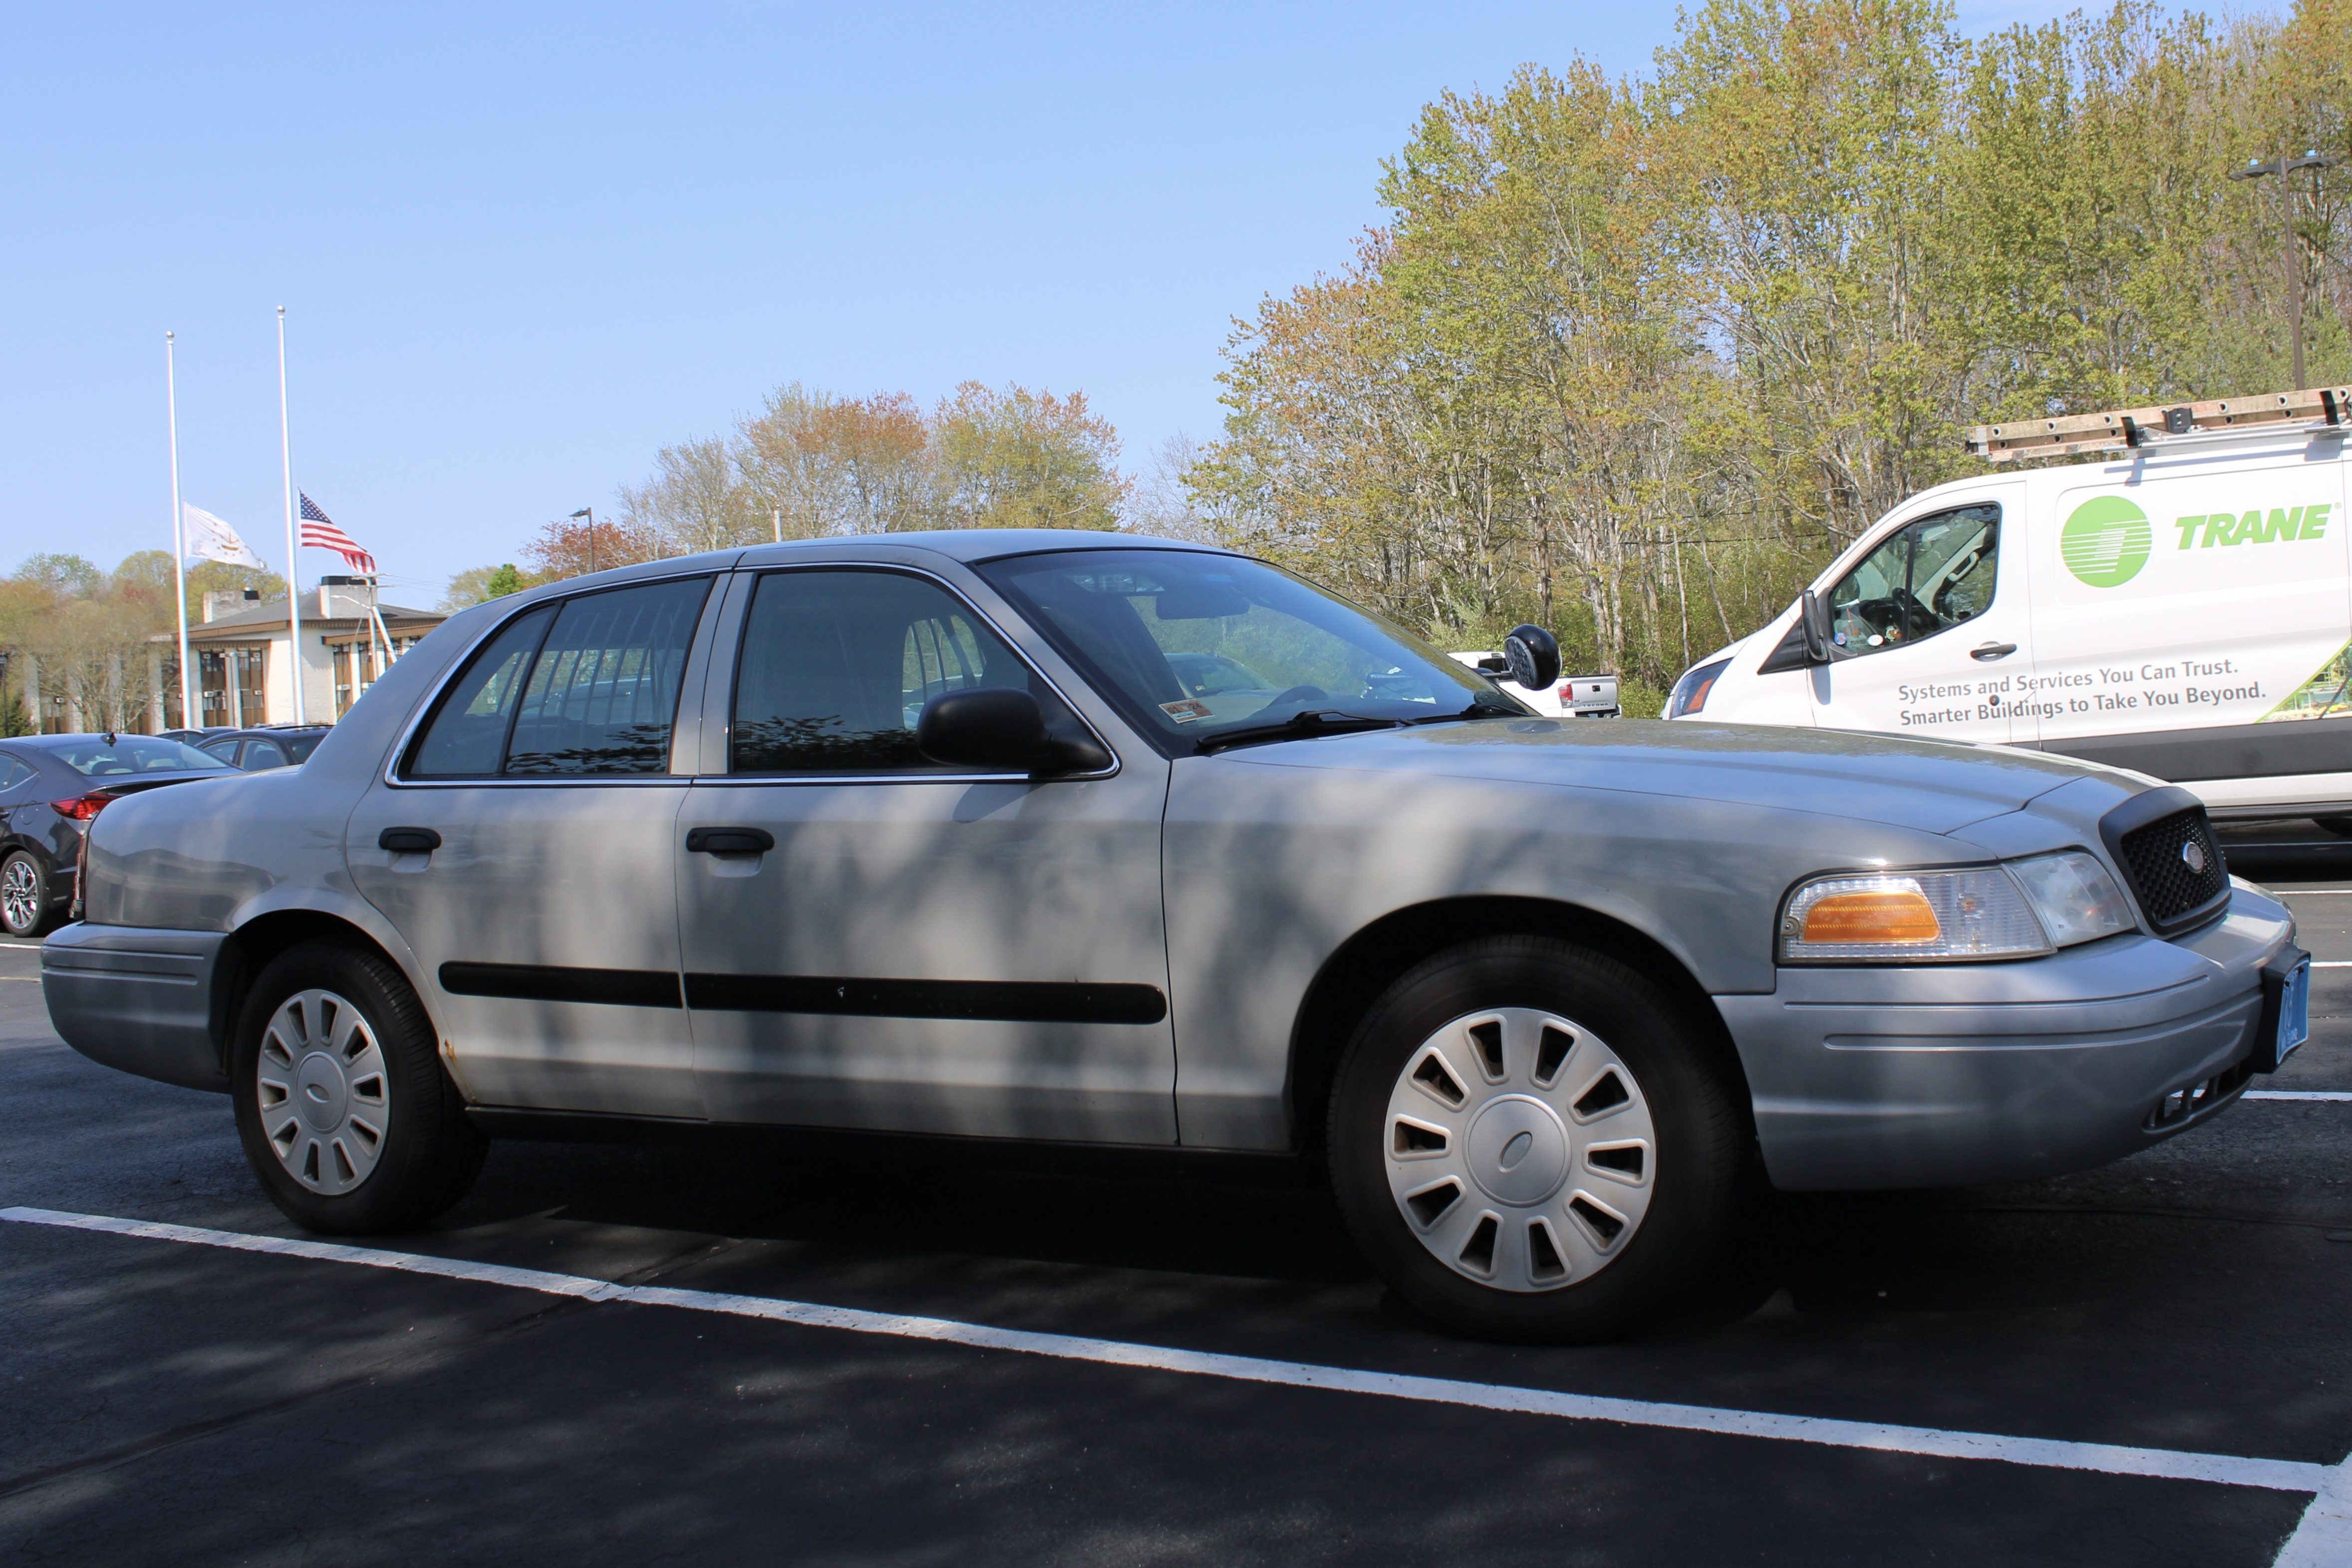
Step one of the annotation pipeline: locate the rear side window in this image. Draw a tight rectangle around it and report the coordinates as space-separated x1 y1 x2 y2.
242 739 290 770
0 754 34 792
730 570 1031 773
406 577 712 779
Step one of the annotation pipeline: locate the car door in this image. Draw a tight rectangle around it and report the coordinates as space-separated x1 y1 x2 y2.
346 573 723 1117
676 564 1176 1143
1808 488 2034 745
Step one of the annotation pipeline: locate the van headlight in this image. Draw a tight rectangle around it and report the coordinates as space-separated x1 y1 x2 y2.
1779 852 2137 962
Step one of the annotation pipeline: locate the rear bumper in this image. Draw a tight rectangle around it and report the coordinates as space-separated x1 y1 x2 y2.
41 921 229 1093
1718 883 2294 1190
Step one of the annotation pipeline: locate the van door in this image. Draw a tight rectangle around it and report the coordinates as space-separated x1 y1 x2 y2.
1807 489 2032 744
2028 458 2352 781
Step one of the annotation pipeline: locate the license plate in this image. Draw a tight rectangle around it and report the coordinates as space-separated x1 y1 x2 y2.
2279 957 2312 1064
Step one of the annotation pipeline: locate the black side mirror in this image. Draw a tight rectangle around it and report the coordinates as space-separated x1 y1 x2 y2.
1502 624 1561 692
1799 591 1833 665
916 688 1110 775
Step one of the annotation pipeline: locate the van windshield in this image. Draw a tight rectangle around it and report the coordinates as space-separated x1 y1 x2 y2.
975 549 1524 749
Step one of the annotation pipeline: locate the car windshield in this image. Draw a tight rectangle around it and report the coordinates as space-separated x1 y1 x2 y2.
975 549 1524 748
46 737 227 776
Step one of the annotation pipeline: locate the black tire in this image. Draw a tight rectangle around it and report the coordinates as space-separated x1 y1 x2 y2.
2314 816 2352 838
0 850 53 939
230 940 486 1234
1327 934 1750 1343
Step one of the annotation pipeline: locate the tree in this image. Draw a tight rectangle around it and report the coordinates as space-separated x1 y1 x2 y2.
931 382 1130 530
442 563 529 610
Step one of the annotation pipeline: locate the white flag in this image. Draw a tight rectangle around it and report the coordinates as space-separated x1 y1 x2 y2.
182 504 266 570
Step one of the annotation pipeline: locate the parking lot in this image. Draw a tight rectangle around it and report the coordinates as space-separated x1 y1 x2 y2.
3 826 2350 1565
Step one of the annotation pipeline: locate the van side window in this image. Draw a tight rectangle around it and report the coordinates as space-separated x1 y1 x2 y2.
1825 504 1999 657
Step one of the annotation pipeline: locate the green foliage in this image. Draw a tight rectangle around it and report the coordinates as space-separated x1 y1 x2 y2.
443 562 528 611
1190 0 2352 688
0 688 30 737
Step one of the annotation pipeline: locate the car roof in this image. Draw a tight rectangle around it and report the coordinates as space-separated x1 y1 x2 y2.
736 529 1236 566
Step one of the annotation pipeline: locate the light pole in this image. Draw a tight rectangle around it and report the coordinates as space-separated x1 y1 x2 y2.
2231 150 2337 389
570 507 596 576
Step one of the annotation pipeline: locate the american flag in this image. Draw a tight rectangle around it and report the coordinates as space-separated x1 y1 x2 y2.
298 494 377 574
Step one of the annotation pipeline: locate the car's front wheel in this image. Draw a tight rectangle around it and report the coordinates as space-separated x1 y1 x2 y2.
0 851 51 939
230 940 486 1234
1328 935 1750 1342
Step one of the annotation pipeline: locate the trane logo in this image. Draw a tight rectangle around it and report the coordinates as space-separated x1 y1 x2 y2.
2175 505 2334 549
2181 839 2208 875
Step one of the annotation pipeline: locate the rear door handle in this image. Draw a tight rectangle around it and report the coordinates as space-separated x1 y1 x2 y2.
685 827 775 854
1969 642 2018 662
378 827 442 853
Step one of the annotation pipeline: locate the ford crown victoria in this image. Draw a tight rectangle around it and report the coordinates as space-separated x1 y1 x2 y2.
41 531 2308 1340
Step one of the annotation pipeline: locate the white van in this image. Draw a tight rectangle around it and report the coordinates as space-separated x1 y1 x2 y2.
1665 388 2352 824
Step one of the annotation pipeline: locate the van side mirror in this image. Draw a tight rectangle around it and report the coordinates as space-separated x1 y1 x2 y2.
1503 624 1561 692
916 688 1111 775
1799 591 1833 665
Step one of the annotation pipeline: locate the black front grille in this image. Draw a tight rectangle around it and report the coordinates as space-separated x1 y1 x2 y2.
2116 806 2228 931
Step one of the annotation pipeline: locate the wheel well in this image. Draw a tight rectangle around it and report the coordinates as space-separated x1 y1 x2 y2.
1282 896 1752 1162
213 911 411 1072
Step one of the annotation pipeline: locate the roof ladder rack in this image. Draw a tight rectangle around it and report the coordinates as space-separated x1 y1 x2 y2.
1967 387 2352 461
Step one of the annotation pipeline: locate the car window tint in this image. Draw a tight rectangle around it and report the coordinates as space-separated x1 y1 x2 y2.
285 735 322 764
0 754 33 792
731 570 1030 773
47 737 224 775
503 578 711 776
407 606 558 777
1826 505 1999 658
202 740 239 762
243 739 289 770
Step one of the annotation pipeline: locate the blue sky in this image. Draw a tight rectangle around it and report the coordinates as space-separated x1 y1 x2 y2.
4 1 2104 603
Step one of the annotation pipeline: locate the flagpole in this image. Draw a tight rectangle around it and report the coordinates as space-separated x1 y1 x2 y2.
166 332 193 731
276 306 306 725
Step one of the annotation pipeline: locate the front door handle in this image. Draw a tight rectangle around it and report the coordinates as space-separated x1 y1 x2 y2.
378 827 442 853
685 826 775 855
1969 642 2018 662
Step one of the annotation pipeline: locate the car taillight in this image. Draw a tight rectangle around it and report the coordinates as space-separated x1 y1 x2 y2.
51 794 114 822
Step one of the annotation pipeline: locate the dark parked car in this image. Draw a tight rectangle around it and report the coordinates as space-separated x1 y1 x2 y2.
0 734 238 937
196 727 333 772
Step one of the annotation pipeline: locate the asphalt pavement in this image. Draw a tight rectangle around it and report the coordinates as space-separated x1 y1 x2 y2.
5 826 2352 1565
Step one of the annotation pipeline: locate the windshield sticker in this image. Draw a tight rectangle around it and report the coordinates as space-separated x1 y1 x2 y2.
1159 699 1214 723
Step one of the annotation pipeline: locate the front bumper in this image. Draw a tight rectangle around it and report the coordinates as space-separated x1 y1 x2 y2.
1717 883 2294 1190
41 920 229 1093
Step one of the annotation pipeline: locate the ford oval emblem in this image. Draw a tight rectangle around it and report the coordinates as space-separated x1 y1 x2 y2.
2181 840 2208 875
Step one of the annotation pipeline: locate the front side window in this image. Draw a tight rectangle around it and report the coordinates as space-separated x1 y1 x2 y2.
729 570 1036 774
405 577 711 779
974 549 1521 751
1825 504 2000 658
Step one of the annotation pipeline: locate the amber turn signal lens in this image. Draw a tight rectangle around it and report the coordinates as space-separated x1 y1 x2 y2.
1800 889 1941 945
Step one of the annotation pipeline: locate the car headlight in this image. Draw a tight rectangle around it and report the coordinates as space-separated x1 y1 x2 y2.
1779 853 2139 963
1668 657 1731 718
2005 850 2138 948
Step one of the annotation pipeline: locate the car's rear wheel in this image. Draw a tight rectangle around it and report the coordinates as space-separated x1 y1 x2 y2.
0 851 51 939
1328 935 1749 1342
230 940 486 1233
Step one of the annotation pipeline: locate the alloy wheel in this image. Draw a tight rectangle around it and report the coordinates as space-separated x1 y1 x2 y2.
1382 1006 1657 1292
0 858 39 935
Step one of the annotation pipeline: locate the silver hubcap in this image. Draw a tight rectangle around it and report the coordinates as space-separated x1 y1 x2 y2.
1 858 38 932
1384 1007 1657 1292
255 988 390 1195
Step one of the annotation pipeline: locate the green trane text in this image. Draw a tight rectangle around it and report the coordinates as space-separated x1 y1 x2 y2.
2174 505 2334 548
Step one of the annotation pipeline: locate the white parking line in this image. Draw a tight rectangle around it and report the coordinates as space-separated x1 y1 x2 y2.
0 1204 2337 1517
2246 1091 2352 1102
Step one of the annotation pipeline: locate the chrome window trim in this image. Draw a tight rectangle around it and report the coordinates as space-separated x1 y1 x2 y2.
379 566 727 791
710 561 1120 785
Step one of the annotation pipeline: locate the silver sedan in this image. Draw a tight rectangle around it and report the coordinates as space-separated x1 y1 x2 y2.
41 531 2306 1341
